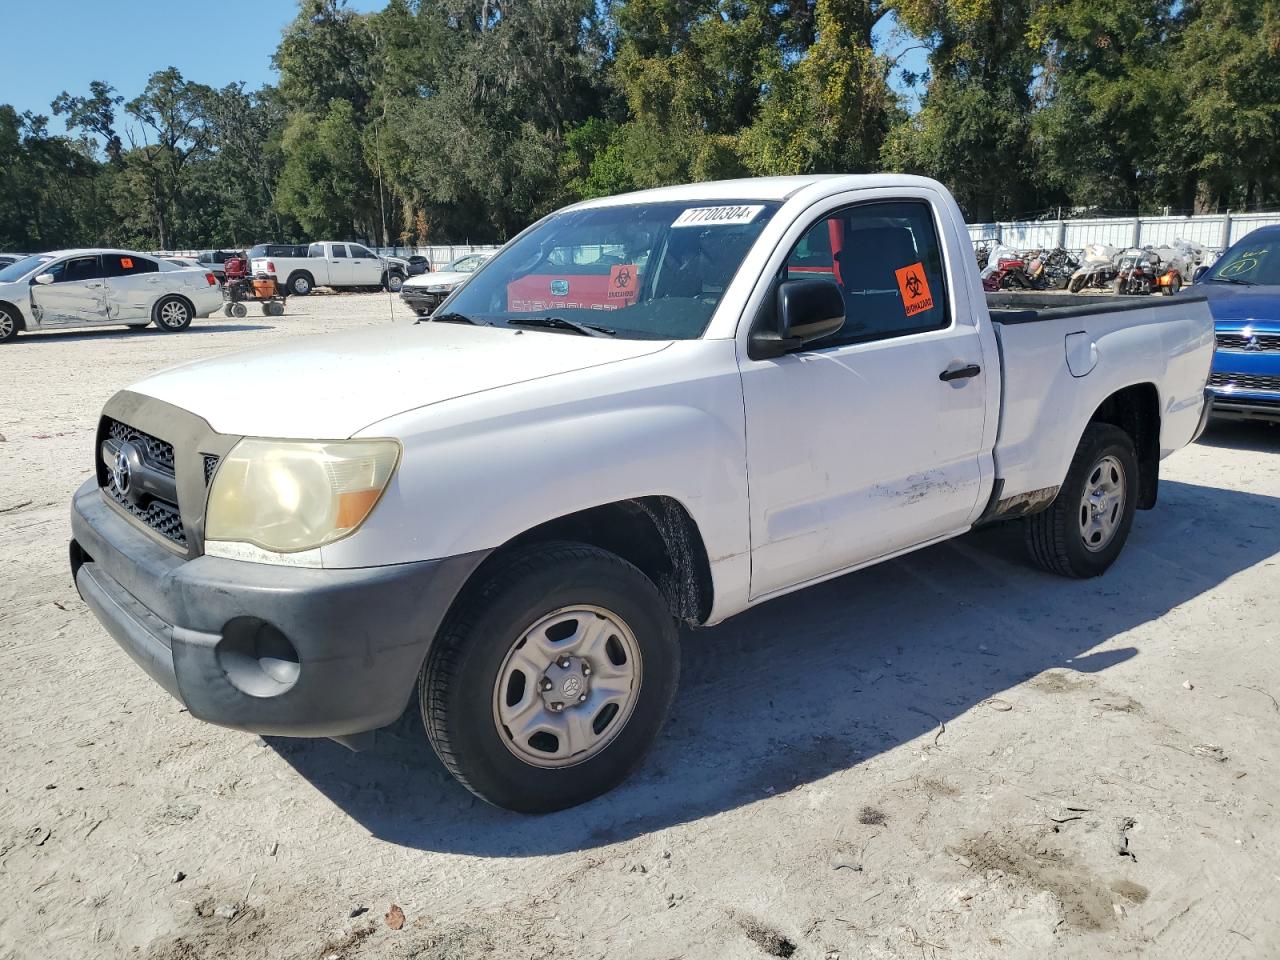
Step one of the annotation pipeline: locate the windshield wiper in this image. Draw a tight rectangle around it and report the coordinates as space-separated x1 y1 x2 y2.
428 311 483 324
1206 276 1256 286
507 316 616 337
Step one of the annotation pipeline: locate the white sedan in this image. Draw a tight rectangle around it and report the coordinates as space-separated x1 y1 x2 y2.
399 252 492 316
0 249 223 343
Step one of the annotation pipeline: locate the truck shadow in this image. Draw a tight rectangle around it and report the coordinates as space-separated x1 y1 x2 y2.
1196 420 1280 453
267 477 1280 855
10 323 273 344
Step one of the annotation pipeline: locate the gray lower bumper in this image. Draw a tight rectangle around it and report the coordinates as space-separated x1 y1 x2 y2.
71 478 486 739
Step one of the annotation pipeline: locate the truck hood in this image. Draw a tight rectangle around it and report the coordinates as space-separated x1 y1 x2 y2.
128 323 672 438
1194 282 1280 330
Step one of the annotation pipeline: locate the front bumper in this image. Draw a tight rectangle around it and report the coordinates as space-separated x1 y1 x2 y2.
1208 392 1280 421
400 288 449 315
71 478 486 739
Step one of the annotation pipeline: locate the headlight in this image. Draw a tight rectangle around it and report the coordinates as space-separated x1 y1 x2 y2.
424 283 455 293
206 439 400 553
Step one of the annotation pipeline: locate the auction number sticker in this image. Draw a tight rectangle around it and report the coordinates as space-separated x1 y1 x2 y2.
120 257 134 269
672 205 765 228
894 262 934 317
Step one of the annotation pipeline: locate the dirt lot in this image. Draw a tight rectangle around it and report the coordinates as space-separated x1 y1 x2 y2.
1 292 1278 960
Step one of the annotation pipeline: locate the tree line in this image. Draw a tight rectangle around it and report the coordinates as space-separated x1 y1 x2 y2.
2 0 1277 252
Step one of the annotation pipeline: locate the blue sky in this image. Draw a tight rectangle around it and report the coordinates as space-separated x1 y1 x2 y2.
4 0 926 136
3 0 383 133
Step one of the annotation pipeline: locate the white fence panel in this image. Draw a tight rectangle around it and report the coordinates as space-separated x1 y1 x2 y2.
1228 213 1280 245
1061 219 1136 249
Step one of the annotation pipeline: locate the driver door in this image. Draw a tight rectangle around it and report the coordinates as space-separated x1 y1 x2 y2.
30 255 108 327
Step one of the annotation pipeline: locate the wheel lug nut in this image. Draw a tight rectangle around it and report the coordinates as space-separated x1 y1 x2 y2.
557 657 570 668
550 702 563 712
541 678 553 691
578 694 587 702
582 665 591 676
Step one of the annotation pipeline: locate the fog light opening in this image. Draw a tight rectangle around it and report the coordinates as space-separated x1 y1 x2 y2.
217 618 301 697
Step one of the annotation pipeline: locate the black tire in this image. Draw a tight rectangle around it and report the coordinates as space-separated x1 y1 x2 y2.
231 302 248 319
1162 277 1181 296
1024 423 1138 578
413 308 429 318
420 541 679 813
268 302 285 317
152 296 192 332
222 303 235 317
384 271 405 293
1067 275 1085 294
286 272 313 296
0 303 22 343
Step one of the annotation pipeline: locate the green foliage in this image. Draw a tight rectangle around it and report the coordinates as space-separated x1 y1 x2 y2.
6 0 1280 249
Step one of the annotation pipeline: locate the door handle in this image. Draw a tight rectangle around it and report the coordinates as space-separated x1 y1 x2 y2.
86 282 103 288
939 363 981 382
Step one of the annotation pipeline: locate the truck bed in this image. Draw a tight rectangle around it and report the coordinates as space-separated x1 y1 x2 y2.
986 290 1209 323
984 290 1214 514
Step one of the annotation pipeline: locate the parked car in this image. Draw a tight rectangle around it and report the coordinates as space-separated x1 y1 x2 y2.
70 175 1212 812
193 249 242 282
0 252 29 268
1192 226 1280 421
249 242 410 296
407 254 431 276
399 252 491 316
0 249 222 342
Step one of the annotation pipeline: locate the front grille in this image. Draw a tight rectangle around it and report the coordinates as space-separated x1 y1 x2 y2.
1216 333 1280 352
100 417 186 547
1209 372 1280 393
106 417 174 470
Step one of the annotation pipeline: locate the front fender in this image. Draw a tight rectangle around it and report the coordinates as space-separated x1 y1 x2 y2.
324 340 751 611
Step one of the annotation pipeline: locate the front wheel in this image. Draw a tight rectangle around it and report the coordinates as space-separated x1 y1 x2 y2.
153 296 192 332
384 272 405 293
420 542 679 813
0 305 21 343
1024 423 1138 578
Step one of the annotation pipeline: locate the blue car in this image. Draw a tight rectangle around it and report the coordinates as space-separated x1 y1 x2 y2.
1195 226 1280 422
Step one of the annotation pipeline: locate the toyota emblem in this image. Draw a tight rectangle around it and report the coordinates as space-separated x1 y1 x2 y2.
112 446 132 493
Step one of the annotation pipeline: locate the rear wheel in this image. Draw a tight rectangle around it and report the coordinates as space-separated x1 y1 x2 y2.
153 296 192 332
231 302 248 319
420 541 679 812
286 272 313 296
1024 423 1138 578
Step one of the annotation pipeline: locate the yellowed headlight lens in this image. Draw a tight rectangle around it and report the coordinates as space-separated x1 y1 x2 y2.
205 439 400 553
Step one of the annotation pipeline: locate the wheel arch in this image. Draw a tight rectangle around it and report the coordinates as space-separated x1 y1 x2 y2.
152 292 196 321
461 496 715 626
0 300 26 331
1086 382 1160 509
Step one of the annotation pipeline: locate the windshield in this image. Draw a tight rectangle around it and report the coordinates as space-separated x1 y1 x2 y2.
443 200 781 339
0 254 54 283
1207 235 1280 285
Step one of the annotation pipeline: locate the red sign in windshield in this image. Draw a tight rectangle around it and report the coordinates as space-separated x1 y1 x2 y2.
508 270 641 312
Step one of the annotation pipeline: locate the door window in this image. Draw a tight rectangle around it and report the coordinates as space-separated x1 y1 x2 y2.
349 244 374 258
103 254 159 276
330 245 349 258
48 256 103 283
307 243 324 258
781 200 949 348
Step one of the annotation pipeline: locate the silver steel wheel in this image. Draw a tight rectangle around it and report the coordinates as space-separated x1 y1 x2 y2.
158 300 189 328
292 275 311 295
0 309 14 339
387 273 404 292
1079 454 1126 552
492 604 642 769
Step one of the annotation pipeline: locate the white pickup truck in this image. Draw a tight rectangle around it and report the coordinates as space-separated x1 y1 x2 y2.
71 175 1214 812
248 241 410 296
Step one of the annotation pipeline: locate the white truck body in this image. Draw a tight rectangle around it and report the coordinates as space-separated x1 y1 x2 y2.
250 241 409 296
71 175 1214 810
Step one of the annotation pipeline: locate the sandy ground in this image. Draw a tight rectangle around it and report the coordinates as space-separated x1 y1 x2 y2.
1 292 1278 960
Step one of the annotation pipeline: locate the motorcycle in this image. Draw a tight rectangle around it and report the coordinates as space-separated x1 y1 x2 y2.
1067 244 1121 293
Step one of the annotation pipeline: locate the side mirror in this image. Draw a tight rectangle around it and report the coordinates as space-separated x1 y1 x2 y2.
1192 265 1208 283
749 279 845 360
33 273 54 285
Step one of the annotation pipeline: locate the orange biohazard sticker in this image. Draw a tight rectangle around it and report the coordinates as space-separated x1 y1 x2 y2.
120 257 134 269
894 262 934 317
607 264 639 301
